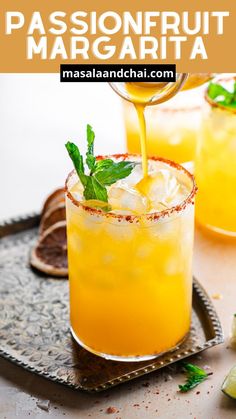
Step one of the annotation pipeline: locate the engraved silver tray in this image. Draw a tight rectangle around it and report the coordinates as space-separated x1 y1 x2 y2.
0 214 223 392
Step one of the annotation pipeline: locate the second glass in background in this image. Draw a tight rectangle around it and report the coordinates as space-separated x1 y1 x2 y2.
195 76 236 236
124 87 204 164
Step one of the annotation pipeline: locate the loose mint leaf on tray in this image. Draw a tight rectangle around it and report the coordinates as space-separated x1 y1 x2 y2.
178 363 209 393
65 124 136 206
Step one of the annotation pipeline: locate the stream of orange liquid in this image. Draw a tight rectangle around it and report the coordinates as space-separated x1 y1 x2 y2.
125 75 212 178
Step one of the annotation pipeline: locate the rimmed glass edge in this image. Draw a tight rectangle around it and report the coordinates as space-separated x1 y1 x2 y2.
205 76 236 115
65 154 197 224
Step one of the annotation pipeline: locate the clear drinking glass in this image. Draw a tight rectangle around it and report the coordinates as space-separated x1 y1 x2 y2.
110 74 188 106
124 88 203 164
65 155 196 361
195 77 236 236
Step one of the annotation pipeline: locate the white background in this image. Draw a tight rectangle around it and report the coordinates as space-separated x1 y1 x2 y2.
0 75 125 219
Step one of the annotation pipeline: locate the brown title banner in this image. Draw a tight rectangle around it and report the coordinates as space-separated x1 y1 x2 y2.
0 0 235 73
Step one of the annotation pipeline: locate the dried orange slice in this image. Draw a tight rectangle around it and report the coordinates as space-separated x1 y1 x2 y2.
41 188 65 217
31 221 68 277
40 203 66 235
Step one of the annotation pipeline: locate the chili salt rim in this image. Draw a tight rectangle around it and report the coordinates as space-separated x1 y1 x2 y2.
205 76 236 115
149 105 201 113
65 154 197 223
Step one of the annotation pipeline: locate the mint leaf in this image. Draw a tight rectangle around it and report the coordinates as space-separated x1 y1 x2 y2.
86 124 96 172
208 82 236 109
83 177 108 202
87 124 95 154
95 159 114 171
83 177 96 200
233 82 236 101
208 83 232 102
92 177 108 202
65 125 136 207
95 161 136 186
65 142 87 187
179 363 208 393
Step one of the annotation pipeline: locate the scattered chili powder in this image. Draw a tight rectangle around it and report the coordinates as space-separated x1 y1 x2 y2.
106 407 117 414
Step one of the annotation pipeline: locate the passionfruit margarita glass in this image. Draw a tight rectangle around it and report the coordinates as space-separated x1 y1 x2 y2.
123 92 202 164
65 155 197 361
195 77 236 236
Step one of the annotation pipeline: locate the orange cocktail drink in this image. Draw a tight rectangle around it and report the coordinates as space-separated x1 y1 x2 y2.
195 77 236 236
124 97 201 163
121 74 211 164
66 155 196 361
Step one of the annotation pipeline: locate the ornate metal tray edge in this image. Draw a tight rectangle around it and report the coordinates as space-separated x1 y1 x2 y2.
90 280 224 392
0 214 224 393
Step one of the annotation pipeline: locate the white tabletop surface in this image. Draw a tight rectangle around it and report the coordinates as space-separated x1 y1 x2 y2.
1 75 236 419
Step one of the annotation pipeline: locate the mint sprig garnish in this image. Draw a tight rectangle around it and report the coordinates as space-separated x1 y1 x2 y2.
86 124 96 172
95 160 136 186
178 363 209 392
208 81 236 110
65 124 136 204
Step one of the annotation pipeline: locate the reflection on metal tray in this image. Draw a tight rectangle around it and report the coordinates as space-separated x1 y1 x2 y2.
0 214 223 392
